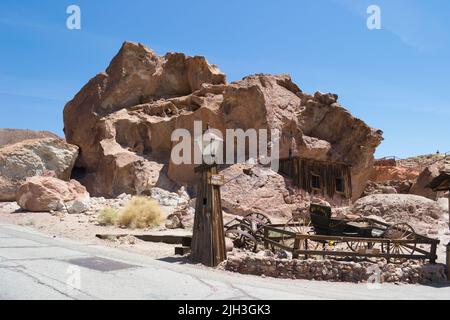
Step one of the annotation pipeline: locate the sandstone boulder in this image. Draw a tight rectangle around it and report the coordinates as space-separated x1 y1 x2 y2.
63 41 382 202
0 138 79 201
16 176 89 212
410 164 441 200
220 164 296 219
369 165 420 183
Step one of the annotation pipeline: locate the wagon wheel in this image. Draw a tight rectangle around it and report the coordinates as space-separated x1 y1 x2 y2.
224 222 243 232
243 212 272 240
225 225 258 252
346 241 374 253
382 223 416 263
281 217 319 254
244 212 272 226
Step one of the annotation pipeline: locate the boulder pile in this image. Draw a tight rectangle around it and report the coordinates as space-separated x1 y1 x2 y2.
0 138 79 201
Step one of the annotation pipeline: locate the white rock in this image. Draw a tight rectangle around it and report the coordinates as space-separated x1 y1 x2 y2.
437 198 449 213
151 187 188 207
68 198 90 214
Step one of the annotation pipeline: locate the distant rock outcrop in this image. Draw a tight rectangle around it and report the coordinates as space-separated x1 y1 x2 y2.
0 128 60 147
64 41 383 203
410 164 442 200
0 138 79 201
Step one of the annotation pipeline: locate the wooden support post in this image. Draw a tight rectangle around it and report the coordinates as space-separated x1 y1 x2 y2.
446 242 450 281
293 237 300 259
264 227 269 250
430 242 437 264
190 164 227 267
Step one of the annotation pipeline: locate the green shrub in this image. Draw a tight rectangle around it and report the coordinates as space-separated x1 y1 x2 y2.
98 207 119 226
117 196 163 229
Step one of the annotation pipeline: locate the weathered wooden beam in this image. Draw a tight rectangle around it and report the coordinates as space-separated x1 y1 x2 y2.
175 246 191 256
191 164 226 267
95 234 192 245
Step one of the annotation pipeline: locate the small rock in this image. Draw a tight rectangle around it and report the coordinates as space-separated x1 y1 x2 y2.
165 214 182 229
68 198 91 214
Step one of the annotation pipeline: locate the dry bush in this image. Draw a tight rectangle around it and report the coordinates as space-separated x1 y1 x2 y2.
117 196 163 229
98 207 119 226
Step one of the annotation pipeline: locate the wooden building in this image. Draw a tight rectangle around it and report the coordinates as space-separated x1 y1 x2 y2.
279 157 353 200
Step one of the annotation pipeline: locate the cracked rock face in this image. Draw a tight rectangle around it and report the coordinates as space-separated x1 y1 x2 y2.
64 41 382 201
0 138 79 201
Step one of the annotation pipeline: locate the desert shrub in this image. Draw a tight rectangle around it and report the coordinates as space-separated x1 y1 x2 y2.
117 196 163 229
98 207 119 226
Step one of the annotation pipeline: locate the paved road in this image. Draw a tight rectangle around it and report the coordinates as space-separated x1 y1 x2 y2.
0 222 449 300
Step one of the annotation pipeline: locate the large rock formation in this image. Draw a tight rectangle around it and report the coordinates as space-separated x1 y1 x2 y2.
64 41 383 201
0 128 60 147
0 138 79 201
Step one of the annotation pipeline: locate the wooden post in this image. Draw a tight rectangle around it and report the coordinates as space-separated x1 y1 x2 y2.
190 164 227 267
264 227 269 250
430 242 437 264
446 242 450 281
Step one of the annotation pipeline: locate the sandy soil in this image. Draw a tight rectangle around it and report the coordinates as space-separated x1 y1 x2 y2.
0 202 191 259
1 201 449 264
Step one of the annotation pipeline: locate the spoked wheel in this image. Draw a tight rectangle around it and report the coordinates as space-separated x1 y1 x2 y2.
346 241 374 253
244 212 272 226
281 217 319 255
382 223 416 263
243 212 272 241
225 224 258 252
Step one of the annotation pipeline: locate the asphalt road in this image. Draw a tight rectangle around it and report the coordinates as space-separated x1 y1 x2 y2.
0 222 449 300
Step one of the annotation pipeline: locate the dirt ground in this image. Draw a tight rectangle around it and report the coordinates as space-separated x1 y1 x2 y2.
0 202 192 259
1 201 449 264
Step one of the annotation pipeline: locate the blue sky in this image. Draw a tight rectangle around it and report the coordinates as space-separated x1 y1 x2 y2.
0 0 449 158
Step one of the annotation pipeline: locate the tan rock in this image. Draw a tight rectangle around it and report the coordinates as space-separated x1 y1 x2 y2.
16 176 89 212
352 194 444 231
0 138 79 201
410 164 441 200
63 42 382 202
369 165 420 183
0 129 60 147
220 164 296 219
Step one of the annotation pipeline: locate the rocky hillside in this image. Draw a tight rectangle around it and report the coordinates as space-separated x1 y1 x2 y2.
398 153 449 170
366 153 449 200
64 41 383 201
0 128 60 147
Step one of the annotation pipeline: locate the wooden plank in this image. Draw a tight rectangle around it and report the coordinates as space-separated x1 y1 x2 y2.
292 249 430 260
175 246 191 256
95 234 192 245
291 233 438 245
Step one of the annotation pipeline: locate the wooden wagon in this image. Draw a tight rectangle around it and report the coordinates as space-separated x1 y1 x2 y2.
263 204 440 264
